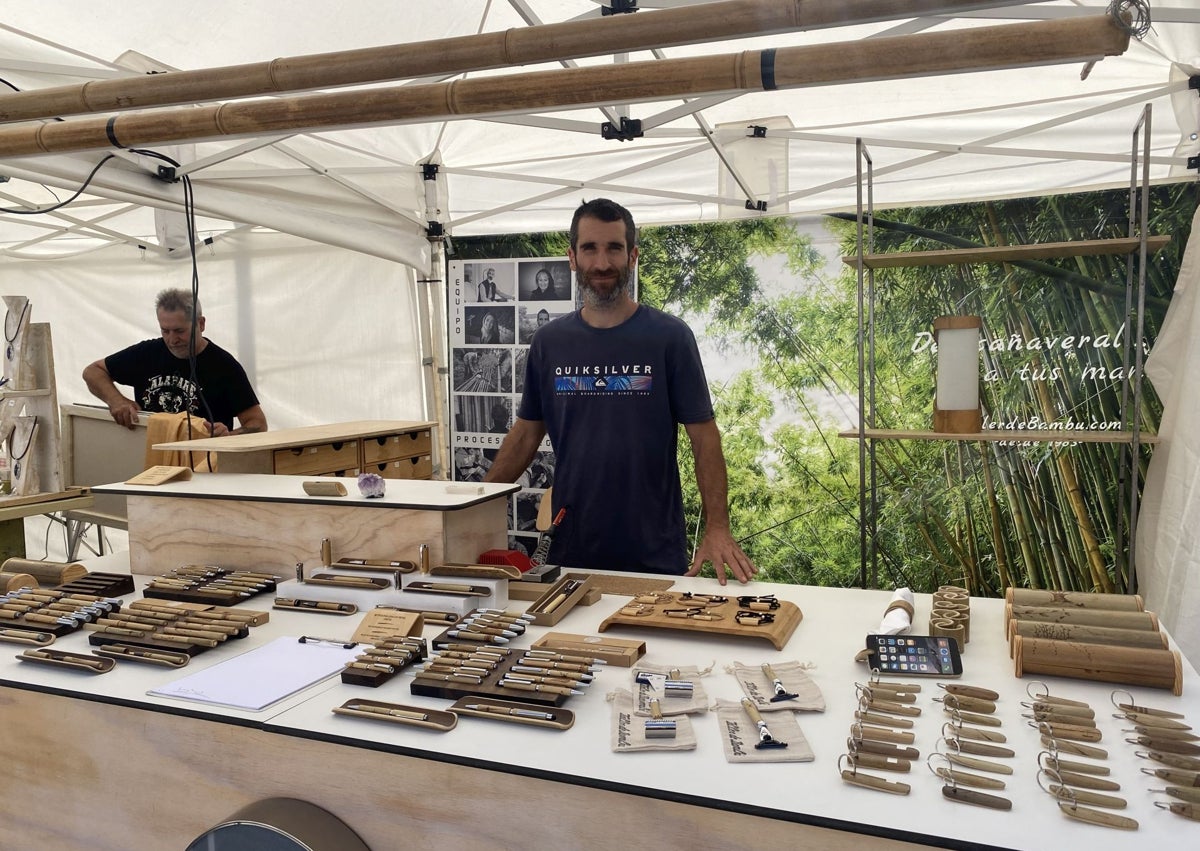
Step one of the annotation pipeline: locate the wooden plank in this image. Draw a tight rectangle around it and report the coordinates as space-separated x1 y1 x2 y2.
841 235 1171 269
153 420 436 453
0 488 94 522
838 428 1159 444
0 687 941 851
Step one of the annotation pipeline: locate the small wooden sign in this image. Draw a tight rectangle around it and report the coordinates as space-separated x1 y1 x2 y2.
125 465 192 486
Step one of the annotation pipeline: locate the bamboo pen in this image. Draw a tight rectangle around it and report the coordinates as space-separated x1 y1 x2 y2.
463 703 555 721
23 649 109 671
498 678 581 697
97 645 187 664
347 704 428 721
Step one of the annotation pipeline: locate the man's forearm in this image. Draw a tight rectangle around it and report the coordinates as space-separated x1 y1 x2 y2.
483 418 545 483
686 419 732 530
82 363 127 409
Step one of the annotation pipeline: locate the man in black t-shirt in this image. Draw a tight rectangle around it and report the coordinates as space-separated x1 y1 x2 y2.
83 288 267 435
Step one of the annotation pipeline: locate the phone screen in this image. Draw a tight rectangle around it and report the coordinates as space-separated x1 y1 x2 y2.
866 634 963 677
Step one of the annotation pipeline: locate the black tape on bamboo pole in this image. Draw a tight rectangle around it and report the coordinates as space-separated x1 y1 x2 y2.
0 15 1129 158
0 1 1061 123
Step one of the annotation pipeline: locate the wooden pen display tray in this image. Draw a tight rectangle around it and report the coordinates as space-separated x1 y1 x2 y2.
409 652 572 707
0 593 124 637
450 696 575 730
598 593 803 650
143 567 277 606
333 699 457 732
17 648 115 674
54 572 136 599
339 637 427 687
92 643 191 668
0 626 56 646
404 580 493 597
304 573 392 591
334 557 417 574
86 600 268 657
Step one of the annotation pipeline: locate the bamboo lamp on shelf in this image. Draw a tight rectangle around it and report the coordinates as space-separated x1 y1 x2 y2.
933 315 982 434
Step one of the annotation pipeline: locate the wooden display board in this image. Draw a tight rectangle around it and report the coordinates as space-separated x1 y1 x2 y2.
598 594 802 650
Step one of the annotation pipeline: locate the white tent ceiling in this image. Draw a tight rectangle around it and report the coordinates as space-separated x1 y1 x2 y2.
0 1 1195 264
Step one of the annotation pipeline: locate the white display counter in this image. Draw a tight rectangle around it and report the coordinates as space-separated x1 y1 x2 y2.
1 555 1195 851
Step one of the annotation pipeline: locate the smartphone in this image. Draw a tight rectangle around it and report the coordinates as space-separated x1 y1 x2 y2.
866 634 963 677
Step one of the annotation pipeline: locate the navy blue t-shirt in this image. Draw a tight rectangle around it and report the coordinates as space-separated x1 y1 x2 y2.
518 306 713 574
105 338 259 430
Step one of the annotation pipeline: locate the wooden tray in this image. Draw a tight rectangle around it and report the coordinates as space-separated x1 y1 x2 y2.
450 696 574 730
92 643 191 668
0 626 55 646
143 570 276 606
333 699 456 731
17 648 115 674
304 574 391 591
54 572 136 598
405 580 492 597
598 596 802 650
410 651 573 707
273 597 359 616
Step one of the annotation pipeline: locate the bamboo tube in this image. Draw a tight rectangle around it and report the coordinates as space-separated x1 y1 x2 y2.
1005 603 1158 632
931 608 970 643
0 557 87 587
1005 587 1143 611
0 15 1129 158
1006 619 1169 656
1012 635 1182 695
0 1 1026 123
0 572 37 593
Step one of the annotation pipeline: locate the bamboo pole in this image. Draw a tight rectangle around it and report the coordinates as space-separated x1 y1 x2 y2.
0 1 1035 123
0 15 1129 159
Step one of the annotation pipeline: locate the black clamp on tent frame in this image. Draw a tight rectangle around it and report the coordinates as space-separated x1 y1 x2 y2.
601 0 638 15
425 221 445 239
747 125 768 138
601 117 644 142
422 163 440 181
745 200 768 212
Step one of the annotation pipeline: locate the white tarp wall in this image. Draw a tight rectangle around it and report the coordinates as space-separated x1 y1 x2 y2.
0 230 427 432
1138 205 1200 668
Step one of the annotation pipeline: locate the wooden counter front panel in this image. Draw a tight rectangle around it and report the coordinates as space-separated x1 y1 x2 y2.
125 494 505 578
0 687 939 851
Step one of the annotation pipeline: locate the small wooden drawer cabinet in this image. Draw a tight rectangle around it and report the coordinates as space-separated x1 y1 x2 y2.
273 440 361 476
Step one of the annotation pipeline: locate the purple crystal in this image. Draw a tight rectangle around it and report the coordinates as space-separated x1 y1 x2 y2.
357 472 386 498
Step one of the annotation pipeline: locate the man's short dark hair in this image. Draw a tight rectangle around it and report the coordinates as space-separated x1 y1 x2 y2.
569 198 637 251
156 287 201 320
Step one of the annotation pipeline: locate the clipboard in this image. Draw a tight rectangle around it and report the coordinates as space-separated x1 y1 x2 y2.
147 635 360 711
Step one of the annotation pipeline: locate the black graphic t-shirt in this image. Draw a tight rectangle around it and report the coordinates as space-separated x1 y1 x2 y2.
518 305 714 574
105 338 259 430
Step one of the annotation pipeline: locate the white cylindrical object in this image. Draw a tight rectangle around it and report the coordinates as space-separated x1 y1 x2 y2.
936 327 979 411
932 315 982 434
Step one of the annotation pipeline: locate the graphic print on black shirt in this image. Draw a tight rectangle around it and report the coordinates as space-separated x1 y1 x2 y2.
142 372 200 415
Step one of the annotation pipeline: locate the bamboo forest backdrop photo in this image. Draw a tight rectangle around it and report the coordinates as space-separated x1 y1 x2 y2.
453 184 1195 598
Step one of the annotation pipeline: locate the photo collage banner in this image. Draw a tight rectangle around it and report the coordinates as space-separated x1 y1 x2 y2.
447 257 573 560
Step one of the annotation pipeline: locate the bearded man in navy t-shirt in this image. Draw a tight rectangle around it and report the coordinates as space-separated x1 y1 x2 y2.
485 199 755 585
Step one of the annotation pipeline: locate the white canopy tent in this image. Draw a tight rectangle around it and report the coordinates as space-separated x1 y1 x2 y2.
0 2 1197 647
0 2 1192 425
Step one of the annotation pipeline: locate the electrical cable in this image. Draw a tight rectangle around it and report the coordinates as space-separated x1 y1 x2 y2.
0 154 117 215
126 147 219 470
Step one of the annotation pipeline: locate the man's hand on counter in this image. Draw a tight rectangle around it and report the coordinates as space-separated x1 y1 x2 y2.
686 529 757 586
